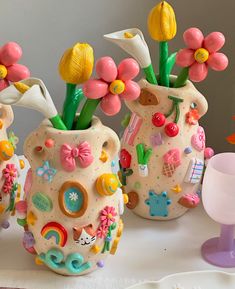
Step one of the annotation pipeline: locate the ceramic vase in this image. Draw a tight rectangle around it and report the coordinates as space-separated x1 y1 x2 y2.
22 116 123 276
120 77 209 220
0 104 20 229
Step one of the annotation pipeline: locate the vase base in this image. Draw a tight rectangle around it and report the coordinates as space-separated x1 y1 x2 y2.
201 238 235 268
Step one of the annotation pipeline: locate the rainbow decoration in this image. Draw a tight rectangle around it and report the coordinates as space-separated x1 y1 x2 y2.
41 222 68 247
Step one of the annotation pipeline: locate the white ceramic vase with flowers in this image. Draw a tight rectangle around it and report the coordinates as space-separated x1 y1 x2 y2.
105 1 228 220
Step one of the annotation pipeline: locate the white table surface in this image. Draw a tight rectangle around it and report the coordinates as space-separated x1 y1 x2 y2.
0 159 234 289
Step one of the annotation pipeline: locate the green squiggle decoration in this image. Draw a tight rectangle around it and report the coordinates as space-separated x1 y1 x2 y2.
165 96 184 124
39 248 91 274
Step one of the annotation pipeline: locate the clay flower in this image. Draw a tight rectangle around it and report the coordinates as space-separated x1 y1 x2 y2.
104 28 157 85
148 1 177 87
148 1 177 42
2 183 13 194
186 109 200 125
96 225 108 239
3 164 17 182
58 43 94 129
83 57 140 116
0 78 66 130
100 206 117 227
0 42 30 91
176 28 228 82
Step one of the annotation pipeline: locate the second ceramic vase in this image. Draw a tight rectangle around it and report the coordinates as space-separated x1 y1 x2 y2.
120 77 208 220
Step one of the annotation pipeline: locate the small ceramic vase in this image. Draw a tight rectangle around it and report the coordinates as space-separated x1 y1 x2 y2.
22 116 124 276
0 104 21 229
120 77 209 220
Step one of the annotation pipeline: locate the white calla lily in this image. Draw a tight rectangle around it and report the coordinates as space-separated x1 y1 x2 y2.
0 78 57 118
104 28 151 69
0 78 67 130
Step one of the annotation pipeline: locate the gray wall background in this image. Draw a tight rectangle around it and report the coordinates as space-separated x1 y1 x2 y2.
0 0 234 154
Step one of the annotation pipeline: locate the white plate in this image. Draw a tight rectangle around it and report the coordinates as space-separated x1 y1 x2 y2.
128 271 235 289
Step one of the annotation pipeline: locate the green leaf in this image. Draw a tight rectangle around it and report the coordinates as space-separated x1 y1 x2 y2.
166 52 177 76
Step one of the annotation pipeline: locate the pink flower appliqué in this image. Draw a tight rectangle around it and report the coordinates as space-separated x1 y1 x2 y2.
176 28 228 82
3 164 17 183
2 182 13 194
0 42 30 91
96 225 108 239
100 206 117 227
83 57 140 116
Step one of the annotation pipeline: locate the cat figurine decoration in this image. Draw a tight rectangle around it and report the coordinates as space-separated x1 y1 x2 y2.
73 224 96 247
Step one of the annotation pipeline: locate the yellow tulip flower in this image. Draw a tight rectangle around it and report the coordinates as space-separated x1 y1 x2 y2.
59 43 94 84
148 1 177 42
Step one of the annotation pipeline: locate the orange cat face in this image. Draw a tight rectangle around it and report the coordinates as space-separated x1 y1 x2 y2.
73 224 96 246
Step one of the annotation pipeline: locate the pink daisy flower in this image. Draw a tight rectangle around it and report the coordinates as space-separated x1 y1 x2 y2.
3 164 17 183
100 206 117 227
0 42 30 91
176 28 228 82
96 225 108 239
2 182 13 194
83 57 140 116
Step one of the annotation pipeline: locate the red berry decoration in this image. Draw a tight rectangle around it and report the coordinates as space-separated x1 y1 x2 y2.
152 112 166 127
165 123 179 137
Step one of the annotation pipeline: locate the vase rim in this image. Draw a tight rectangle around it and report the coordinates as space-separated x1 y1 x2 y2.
40 115 102 134
140 74 195 91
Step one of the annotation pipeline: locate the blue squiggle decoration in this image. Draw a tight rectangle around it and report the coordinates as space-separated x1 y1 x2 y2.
39 248 91 274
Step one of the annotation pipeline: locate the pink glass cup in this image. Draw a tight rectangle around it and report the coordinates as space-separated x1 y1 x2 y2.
201 153 235 267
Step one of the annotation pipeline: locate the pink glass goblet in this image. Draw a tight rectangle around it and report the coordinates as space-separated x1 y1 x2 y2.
201 153 235 267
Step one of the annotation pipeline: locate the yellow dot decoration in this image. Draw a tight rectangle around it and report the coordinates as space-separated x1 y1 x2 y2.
123 194 129 205
0 140 14 161
99 149 108 163
0 204 5 214
19 159 25 169
35 256 44 266
90 245 101 254
109 80 125 95
27 211 37 226
194 48 209 64
0 65 7 79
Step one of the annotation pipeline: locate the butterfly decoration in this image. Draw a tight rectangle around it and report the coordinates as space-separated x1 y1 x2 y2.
8 131 19 149
36 161 57 183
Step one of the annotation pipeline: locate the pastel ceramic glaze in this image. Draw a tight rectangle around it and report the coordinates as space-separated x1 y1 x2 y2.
23 116 124 276
0 104 21 229
120 77 209 220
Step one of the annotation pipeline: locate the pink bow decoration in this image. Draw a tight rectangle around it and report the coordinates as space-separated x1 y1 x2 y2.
60 141 94 172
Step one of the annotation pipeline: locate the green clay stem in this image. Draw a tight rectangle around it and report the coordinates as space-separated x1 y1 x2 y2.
62 84 86 130
166 52 177 76
174 67 189 88
75 98 100 130
50 114 67 130
125 168 133 177
159 42 169 87
143 64 158 85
